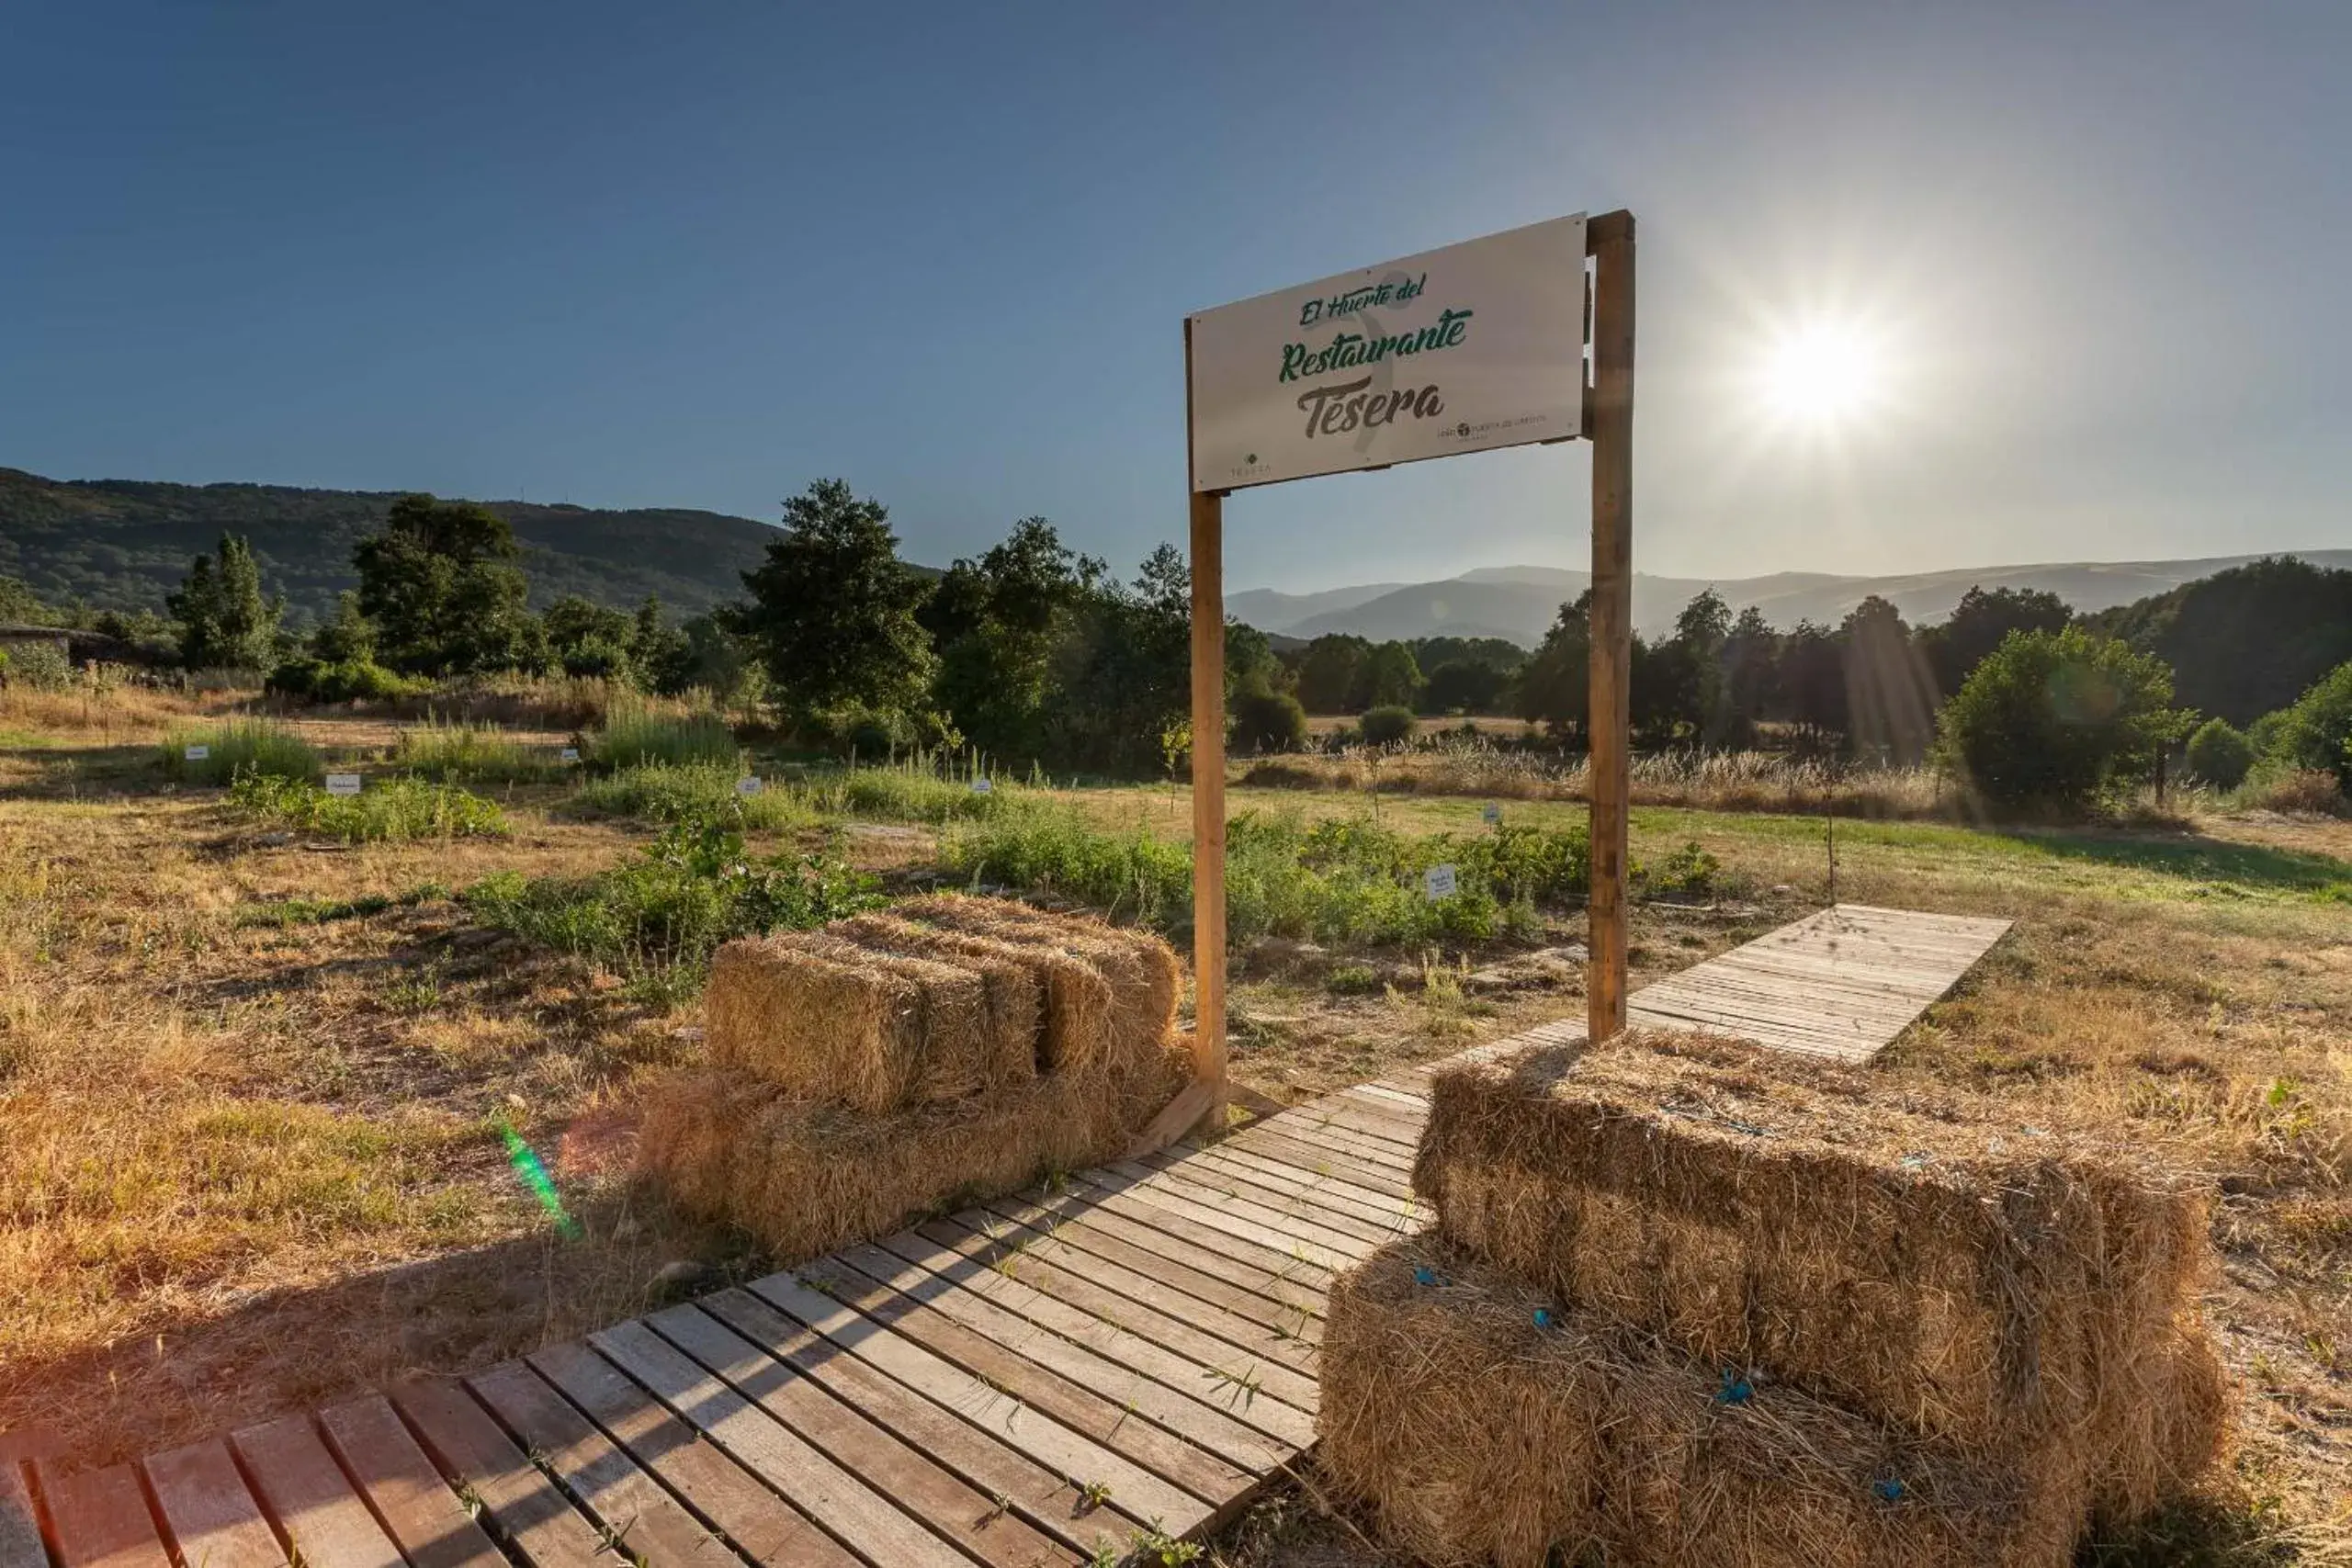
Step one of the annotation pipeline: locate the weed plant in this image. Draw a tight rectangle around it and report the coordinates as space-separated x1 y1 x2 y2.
160 719 322 785
588 696 738 771
564 761 811 830
228 771 509 842
464 813 878 1000
393 716 561 784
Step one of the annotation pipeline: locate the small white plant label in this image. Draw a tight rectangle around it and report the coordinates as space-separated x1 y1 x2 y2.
184 744 209 761
1482 801 1502 825
560 747 580 763
1423 863 1459 901
971 777 993 795
324 773 362 796
735 775 763 796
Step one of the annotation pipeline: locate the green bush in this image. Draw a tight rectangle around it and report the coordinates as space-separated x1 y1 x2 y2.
1231 688 1309 754
3 641 73 692
589 696 739 770
161 719 322 785
2275 660 2352 795
394 716 560 784
227 772 508 842
1359 705 1418 746
564 761 810 830
1934 627 2188 814
265 658 424 704
2183 717 2256 789
465 815 878 998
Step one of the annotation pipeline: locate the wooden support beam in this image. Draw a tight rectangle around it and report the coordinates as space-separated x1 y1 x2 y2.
1185 317 1229 1126
1585 209 1635 1043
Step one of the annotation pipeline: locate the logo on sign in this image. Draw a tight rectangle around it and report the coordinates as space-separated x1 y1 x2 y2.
1423 863 1459 901
325 773 362 796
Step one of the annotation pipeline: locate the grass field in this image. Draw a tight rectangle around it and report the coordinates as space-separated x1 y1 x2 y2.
0 700 2345 1561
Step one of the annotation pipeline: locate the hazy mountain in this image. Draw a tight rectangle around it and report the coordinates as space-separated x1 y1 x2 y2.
0 468 785 623
1241 552 2352 646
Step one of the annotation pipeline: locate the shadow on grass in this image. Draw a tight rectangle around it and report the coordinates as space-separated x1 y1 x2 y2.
0 739 174 797
1994 827 2352 900
2080 1496 2312 1566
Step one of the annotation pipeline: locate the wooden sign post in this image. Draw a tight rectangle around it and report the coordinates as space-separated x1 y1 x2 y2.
1585 210 1634 1043
1172 210 1631 1134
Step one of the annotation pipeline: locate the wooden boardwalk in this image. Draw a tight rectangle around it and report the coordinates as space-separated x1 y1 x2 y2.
0 906 2004 1568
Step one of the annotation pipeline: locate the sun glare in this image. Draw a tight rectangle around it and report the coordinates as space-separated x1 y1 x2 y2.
1758 319 1884 428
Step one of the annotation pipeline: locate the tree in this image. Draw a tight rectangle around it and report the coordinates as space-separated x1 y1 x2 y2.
1779 620 1848 747
1294 635 1372 715
2275 660 2352 795
2088 557 2352 727
1721 605 1781 746
541 594 637 678
929 517 1104 762
1360 705 1417 745
628 597 690 692
737 479 936 720
1935 626 2191 813
1231 686 1308 753
1420 657 1512 716
1517 592 1591 740
311 591 377 664
1920 585 2072 697
166 534 282 669
1048 543 1193 774
1840 595 1936 763
2184 717 2256 789
1359 641 1423 709
353 494 535 675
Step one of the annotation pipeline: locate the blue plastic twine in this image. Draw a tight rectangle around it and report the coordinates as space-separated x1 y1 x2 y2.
1413 1265 1438 1287
1873 1478 1905 1503
1532 1308 1554 1329
1713 1370 1753 1405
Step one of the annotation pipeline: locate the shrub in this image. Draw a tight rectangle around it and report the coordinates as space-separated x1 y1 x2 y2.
1232 689 1309 754
2236 768 2346 816
465 815 877 998
393 716 560 784
227 772 508 842
564 761 809 831
265 658 424 704
1360 705 1418 746
589 695 738 770
161 719 322 785
2275 660 2352 795
2 641 73 692
1934 627 2188 814
2183 718 2255 789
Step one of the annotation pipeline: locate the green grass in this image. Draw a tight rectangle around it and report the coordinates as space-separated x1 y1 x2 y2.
799 761 1024 823
464 816 878 1000
234 883 452 928
393 716 562 784
563 761 812 830
587 698 739 771
160 720 322 785
227 772 509 843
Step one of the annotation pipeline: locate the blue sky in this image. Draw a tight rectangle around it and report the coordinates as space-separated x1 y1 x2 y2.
6 2 2346 590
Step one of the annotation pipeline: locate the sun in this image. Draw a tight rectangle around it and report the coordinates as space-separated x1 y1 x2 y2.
1757 318 1885 428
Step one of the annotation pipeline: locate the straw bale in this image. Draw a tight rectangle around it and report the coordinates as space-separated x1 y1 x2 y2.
833 911 1106 1075
705 931 1030 1111
639 1040 1193 1266
1319 1238 2086 1568
898 894 1181 1072
1415 1032 2217 1481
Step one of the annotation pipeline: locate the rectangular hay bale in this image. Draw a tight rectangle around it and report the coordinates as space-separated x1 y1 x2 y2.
639 1041 1193 1266
898 894 1181 1073
832 911 1104 1075
1319 1238 2086 1568
1415 1034 2220 1490
705 930 1032 1111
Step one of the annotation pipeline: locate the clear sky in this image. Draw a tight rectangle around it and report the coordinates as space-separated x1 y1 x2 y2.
6 2 2346 590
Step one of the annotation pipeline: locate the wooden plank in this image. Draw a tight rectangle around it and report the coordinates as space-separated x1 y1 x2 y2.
229 1418 403 1568
1131 1153 1412 1246
0 1462 45 1568
1261 1109 1417 1166
1124 1079 1216 1159
977 1193 1330 1323
1056 1179 1340 1288
143 1439 287 1568
831 1239 1301 1467
1188 467 1228 1121
1586 207 1636 1043
1107 1163 1382 1261
388 1380 618 1568
1218 1129 1415 1199
915 1215 1321 1393
317 1397 505 1568
588 1320 970 1568
521 1344 860 1568
1091 1168 1372 1269
1298 1095 1424 1147
688 1292 1120 1562
968 1200 1327 1346
745 1272 1208 1536
37 1465 168 1568
1188 1140 1426 1216
1161 1147 1425 1234
641 1304 1081 1568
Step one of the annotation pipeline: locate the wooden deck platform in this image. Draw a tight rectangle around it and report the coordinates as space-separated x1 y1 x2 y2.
0 905 2005 1568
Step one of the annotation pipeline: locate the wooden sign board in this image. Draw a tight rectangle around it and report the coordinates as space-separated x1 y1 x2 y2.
1174 209 1634 1136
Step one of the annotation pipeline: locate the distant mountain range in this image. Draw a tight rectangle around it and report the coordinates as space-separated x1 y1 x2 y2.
1229 552 2352 646
0 468 783 623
